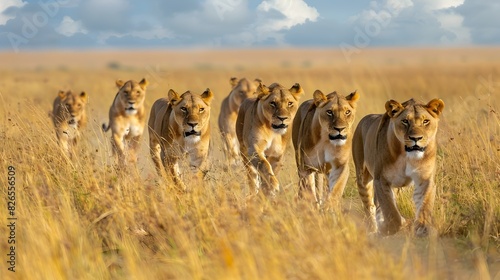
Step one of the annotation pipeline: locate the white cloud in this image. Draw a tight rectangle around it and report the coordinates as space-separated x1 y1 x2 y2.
56 16 88 37
435 11 470 44
257 0 319 32
0 0 25 25
349 0 470 45
420 0 464 11
422 0 470 44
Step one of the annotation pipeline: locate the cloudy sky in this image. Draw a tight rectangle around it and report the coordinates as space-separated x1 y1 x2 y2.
0 0 498 52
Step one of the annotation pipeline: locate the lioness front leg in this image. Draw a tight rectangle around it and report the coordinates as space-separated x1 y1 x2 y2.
188 148 209 183
326 165 349 206
413 178 436 237
267 155 284 195
111 132 126 162
166 156 186 191
250 153 279 196
298 170 317 203
128 135 141 163
56 130 70 156
149 136 163 175
374 177 404 235
223 133 240 167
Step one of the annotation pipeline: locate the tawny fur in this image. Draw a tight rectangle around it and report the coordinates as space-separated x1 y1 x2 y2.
236 82 304 197
352 98 444 236
292 90 359 207
51 90 87 155
102 78 148 165
148 89 213 188
218 77 260 167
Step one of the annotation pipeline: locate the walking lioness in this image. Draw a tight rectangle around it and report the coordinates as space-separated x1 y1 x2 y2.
102 78 148 164
292 90 359 207
236 82 304 197
148 88 213 188
51 90 87 155
352 98 444 236
218 77 260 167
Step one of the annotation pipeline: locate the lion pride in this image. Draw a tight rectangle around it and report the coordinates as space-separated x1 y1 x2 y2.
292 90 359 207
236 82 304 197
352 98 444 236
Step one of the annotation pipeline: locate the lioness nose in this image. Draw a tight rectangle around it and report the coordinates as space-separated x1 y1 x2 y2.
277 116 288 122
334 127 346 133
409 136 423 142
187 122 198 128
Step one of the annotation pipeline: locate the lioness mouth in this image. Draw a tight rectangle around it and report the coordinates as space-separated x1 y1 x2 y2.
405 145 425 152
125 107 135 111
184 130 201 137
272 124 288 129
68 119 76 125
329 134 347 141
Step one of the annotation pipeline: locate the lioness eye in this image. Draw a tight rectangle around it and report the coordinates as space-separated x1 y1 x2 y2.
326 110 333 116
270 101 277 108
402 119 409 125
288 101 293 107
345 110 351 115
181 107 187 112
423 119 429 125
199 108 205 113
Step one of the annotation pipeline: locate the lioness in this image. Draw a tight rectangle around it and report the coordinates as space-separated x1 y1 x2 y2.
148 88 213 188
236 82 304 196
102 78 148 164
292 90 359 207
50 90 87 155
218 77 260 167
352 98 444 236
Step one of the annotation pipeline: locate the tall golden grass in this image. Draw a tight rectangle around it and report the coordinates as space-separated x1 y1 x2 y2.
0 48 499 279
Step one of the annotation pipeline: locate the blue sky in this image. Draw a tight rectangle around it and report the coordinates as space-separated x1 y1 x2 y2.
0 0 498 52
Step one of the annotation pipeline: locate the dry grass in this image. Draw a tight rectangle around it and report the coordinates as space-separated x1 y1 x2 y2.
0 48 499 279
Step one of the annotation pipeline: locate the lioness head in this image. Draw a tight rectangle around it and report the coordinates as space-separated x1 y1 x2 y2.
58 90 87 127
257 82 304 135
313 90 360 146
386 98 445 159
229 77 261 105
115 78 148 115
168 88 214 142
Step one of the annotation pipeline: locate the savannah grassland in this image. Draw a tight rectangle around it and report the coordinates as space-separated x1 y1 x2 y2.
0 48 499 280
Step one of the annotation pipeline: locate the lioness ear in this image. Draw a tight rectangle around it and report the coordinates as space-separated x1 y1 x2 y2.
346 90 360 103
426 98 445 117
80 91 87 102
256 83 270 99
201 88 214 104
385 100 404 117
289 83 304 100
167 89 180 104
313 90 327 106
139 78 149 90
58 90 66 99
115 80 124 88
230 77 238 88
